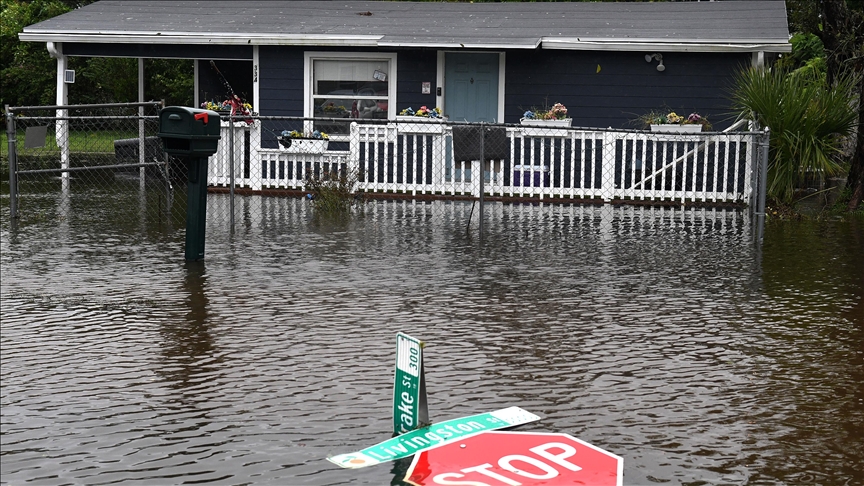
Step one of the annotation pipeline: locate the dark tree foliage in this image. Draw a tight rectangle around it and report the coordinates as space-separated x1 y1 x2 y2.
145 59 194 107
1 0 191 110
817 0 864 210
1 0 71 108
784 0 863 210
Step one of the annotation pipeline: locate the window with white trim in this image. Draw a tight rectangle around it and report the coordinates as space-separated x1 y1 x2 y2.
305 52 396 138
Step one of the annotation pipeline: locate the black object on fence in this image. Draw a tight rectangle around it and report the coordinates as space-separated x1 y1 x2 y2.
451 125 510 162
451 124 511 236
114 136 164 161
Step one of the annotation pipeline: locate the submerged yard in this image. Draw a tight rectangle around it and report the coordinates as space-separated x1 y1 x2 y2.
1 193 862 485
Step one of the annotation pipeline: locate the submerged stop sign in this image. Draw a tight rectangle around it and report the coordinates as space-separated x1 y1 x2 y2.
404 431 623 486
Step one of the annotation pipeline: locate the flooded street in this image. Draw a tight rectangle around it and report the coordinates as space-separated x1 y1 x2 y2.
2 196 863 485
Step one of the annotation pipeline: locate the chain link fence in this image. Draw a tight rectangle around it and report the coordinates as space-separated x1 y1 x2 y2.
3 102 185 230
4 106 766 238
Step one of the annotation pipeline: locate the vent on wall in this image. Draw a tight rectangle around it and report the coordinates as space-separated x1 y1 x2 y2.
64 70 75 84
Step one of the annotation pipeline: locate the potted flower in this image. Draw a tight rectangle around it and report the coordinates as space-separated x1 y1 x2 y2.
277 129 330 153
520 102 572 127
642 110 712 133
395 106 448 133
201 94 254 124
396 106 446 121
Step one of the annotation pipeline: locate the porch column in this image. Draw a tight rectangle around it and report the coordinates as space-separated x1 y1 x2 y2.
139 58 146 184
752 51 765 69
48 42 69 184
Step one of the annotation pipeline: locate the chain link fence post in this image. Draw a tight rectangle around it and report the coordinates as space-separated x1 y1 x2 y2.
228 113 236 232
5 107 19 219
755 127 770 245
479 122 485 237
601 130 615 202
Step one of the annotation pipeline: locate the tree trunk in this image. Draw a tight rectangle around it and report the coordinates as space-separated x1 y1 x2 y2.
819 0 848 86
820 0 864 210
847 80 864 210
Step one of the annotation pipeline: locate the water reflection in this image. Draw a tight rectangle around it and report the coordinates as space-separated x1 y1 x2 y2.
155 262 219 395
390 457 414 486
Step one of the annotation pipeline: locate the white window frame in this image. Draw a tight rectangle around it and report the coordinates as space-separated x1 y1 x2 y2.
304 51 397 141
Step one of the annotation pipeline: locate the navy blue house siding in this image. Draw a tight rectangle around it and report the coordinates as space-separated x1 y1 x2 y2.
66 43 753 132
258 46 750 130
394 49 438 114
259 46 305 117
505 50 751 130
258 47 440 117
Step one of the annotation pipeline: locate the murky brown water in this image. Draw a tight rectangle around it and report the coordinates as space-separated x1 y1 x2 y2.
2 192 863 485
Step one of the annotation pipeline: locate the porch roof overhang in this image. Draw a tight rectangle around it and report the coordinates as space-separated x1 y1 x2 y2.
20 0 791 54
17 32 792 54
542 38 792 53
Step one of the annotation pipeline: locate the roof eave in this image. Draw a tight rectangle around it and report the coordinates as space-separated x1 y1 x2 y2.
19 32 792 53
542 38 792 53
19 32 382 47
377 39 541 49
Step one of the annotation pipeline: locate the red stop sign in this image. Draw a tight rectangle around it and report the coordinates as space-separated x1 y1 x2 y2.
404 430 622 486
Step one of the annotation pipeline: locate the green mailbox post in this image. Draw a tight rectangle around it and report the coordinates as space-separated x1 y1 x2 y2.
157 107 221 261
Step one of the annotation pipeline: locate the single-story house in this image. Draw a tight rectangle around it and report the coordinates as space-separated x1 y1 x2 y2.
21 0 790 131
17 1 790 205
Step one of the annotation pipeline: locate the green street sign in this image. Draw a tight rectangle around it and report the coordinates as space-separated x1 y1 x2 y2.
328 406 541 469
394 332 428 435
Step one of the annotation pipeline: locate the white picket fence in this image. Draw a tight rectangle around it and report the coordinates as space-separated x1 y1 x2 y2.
208 119 759 205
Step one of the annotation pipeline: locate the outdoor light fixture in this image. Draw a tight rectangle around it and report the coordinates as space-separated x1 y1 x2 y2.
645 53 665 72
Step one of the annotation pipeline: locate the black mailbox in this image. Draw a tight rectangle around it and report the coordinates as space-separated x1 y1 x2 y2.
157 106 222 262
157 106 221 157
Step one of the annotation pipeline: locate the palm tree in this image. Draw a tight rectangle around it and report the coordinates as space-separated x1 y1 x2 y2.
731 66 858 204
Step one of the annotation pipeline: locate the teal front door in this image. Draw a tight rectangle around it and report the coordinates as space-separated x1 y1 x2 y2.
444 53 499 123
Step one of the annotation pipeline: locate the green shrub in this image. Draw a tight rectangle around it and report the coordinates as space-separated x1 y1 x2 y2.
304 168 363 220
775 33 825 73
730 66 858 203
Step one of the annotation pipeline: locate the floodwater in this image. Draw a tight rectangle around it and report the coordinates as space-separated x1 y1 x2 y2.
1 191 863 485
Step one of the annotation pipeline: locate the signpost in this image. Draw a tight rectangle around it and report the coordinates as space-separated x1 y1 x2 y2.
328 333 618 482
327 407 541 469
403 431 623 486
394 332 428 435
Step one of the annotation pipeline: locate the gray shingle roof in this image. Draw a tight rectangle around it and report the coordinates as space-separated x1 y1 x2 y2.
21 0 790 52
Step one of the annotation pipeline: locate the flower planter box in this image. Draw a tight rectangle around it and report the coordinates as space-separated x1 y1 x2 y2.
395 115 447 123
520 118 572 128
277 137 329 154
650 124 702 133
395 116 449 134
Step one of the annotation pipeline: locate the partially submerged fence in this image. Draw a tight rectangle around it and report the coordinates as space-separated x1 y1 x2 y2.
4 105 768 236
3 102 178 224
216 117 763 206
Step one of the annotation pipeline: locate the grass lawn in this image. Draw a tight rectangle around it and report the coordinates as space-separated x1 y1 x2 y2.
1 129 156 173
1 129 144 156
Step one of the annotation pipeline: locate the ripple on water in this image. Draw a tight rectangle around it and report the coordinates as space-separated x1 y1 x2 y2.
1 201 862 485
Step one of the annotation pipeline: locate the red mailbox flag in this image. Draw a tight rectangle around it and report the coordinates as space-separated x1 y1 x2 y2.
193 112 209 124
404 431 623 486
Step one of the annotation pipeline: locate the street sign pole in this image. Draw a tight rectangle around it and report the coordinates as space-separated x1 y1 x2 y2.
394 332 429 435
